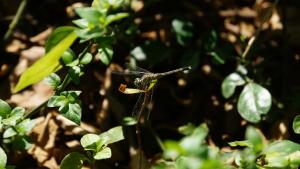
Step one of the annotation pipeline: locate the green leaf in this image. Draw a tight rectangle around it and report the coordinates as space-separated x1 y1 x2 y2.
178 123 196 136
13 32 77 93
2 107 25 126
210 52 225 65
80 52 93 65
104 13 129 26
97 44 113 65
74 28 103 42
163 140 184 159
44 73 61 88
228 140 252 147
0 99 11 118
293 115 300 134
61 103 82 125
98 126 124 145
45 26 76 52
179 123 208 154
93 147 112 160
60 152 87 169
245 126 263 152
237 83 272 123
0 147 7 169
204 30 217 51
3 128 17 138
172 19 193 46
80 133 100 151
75 7 103 25
47 96 67 107
72 19 89 28
262 140 300 168
221 73 246 99
122 117 137 126
15 119 36 134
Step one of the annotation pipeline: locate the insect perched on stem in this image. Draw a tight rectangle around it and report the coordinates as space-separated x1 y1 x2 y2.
117 64 192 123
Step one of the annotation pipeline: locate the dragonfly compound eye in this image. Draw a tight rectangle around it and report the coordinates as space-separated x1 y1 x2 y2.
134 78 141 87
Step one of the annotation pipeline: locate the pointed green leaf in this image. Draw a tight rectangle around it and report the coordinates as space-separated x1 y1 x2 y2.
2 107 25 126
80 52 93 65
47 96 67 108
104 13 129 26
245 126 263 152
44 73 61 88
237 83 272 123
15 119 36 134
222 73 245 98
14 32 77 93
99 126 124 145
60 152 87 169
3 128 17 138
75 7 103 25
97 44 113 65
0 100 11 118
93 147 112 160
61 103 81 125
45 26 76 52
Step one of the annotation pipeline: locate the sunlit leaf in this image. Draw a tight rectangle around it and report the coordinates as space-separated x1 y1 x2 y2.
245 126 264 152
14 32 77 93
75 7 103 25
93 147 111 160
45 26 76 52
237 83 272 123
99 126 124 145
80 133 99 151
44 73 61 88
80 52 93 65
221 73 245 99
104 13 129 26
3 128 17 138
0 147 7 169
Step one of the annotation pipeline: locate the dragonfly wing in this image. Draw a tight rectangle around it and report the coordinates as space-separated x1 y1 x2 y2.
125 63 151 73
131 92 146 121
144 88 154 122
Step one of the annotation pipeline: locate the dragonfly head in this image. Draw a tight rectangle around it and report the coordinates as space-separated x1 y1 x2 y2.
134 78 142 87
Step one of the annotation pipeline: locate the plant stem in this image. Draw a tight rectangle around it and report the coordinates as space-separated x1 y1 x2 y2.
4 0 27 41
241 0 280 60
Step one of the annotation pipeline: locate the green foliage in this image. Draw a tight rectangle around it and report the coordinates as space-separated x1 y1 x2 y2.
60 152 87 169
155 123 233 169
221 73 246 99
60 126 124 168
172 19 193 46
47 91 82 125
0 99 35 168
13 31 77 93
44 73 61 89
293 115 300 134
237 83 272 123
0 147 7 169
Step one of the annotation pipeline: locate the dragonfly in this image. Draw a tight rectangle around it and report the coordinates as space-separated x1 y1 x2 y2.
117 64 191 123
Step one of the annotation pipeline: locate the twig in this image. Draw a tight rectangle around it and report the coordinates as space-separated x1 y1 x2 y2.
4 0 27 41
241 0 280 60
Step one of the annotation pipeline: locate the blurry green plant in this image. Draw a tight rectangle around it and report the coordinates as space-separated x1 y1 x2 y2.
153 123 300 169
60 126 124 169
221 65 272 123
0 99 36 169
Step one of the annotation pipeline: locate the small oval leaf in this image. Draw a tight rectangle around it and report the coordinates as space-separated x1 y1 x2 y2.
60 152 87 169
237 83 272 123
0 147 7 168
293 115 300 134
221 73 245 99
